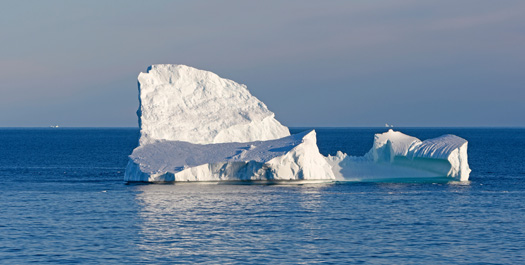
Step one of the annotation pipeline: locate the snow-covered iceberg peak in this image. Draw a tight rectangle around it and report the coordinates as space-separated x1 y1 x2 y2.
137 64 290 145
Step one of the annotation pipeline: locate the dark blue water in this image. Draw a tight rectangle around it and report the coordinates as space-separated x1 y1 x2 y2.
0 128 524 264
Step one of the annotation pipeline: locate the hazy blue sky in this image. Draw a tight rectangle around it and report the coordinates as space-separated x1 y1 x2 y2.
1 0 524 127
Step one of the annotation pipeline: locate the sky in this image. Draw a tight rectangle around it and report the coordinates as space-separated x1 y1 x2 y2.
1 0 524 127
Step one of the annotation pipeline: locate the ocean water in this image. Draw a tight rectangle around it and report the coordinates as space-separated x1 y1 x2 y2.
0 128 524 264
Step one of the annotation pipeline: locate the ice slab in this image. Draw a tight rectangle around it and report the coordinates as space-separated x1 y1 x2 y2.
125 130 335 182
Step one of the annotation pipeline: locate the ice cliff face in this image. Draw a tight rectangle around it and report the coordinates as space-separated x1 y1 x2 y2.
137 64 289 145
125 65 471 183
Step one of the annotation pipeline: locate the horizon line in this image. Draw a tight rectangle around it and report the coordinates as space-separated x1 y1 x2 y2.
1 126 524 129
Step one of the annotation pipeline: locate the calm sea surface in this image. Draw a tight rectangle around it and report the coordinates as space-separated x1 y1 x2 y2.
0 128 524 264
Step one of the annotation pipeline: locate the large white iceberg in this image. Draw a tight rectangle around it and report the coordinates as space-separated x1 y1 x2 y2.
125 64 471 182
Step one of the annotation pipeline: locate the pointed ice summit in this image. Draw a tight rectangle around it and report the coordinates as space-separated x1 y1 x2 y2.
124 64 471 182
137 64 290 145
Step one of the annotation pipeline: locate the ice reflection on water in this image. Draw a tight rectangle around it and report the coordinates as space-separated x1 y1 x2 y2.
132 182 524 264
134 184 339 263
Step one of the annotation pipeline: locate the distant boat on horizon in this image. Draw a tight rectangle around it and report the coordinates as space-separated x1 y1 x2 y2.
49 125 59 128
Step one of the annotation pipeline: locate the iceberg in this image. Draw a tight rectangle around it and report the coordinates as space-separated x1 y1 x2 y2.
124 64 471 183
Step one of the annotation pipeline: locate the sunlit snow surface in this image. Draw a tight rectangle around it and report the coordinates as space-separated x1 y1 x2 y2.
125 65 470 182
137 64 289 145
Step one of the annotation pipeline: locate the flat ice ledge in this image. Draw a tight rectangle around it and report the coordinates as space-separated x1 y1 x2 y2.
125 130 335 182
327 130 471 182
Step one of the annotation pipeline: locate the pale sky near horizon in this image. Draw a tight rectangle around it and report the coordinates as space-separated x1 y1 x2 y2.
1 1 524 127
